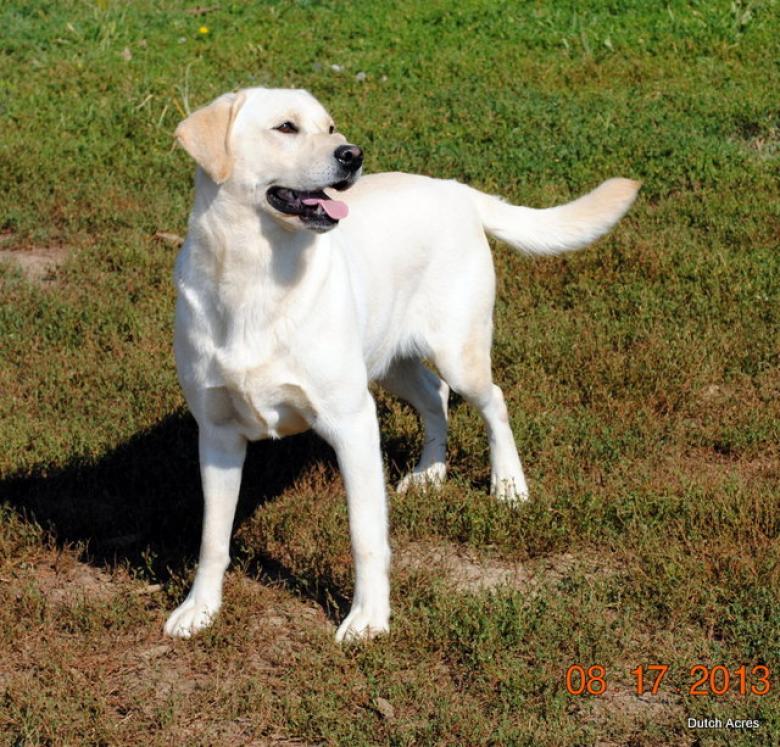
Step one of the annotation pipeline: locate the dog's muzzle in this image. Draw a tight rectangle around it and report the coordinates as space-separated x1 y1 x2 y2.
266 144 363 232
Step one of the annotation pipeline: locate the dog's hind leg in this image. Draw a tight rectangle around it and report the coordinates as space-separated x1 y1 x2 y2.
432 322 529 503
380 357 449 493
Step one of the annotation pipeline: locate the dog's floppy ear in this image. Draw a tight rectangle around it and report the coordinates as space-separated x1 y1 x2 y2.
175 91 247 184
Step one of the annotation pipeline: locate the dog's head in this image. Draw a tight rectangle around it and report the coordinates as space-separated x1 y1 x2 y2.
175 87 362 233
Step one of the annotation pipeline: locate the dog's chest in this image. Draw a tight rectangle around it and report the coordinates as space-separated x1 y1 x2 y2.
176 289 317 440
210 354 315 440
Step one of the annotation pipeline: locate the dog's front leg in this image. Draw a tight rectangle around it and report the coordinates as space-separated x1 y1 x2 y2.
319 393 391 642
165 426 247 638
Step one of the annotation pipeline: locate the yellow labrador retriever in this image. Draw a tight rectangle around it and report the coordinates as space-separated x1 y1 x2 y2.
166 87 639 641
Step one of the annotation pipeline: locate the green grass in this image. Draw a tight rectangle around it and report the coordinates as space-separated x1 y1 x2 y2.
1 0 779 744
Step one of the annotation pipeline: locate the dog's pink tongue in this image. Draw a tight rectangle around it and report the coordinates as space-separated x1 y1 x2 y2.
301 197 349 220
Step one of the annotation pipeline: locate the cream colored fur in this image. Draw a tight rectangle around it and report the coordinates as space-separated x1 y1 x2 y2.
165 87 639 641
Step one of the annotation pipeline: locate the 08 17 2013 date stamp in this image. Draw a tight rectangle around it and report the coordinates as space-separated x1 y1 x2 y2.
565 663 770 729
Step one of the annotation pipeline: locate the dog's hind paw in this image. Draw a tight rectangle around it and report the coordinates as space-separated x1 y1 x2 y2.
164 595 220 638
396 462 446 494
335 605 389 643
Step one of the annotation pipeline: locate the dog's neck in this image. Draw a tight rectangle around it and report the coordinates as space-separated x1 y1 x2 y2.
185 170 332 307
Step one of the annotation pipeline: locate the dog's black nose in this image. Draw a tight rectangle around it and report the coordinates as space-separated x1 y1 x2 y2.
335 144 363 171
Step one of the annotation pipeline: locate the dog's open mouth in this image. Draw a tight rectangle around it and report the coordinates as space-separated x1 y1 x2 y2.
266 186 350 231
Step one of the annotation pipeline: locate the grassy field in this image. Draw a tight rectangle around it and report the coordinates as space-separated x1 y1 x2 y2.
1 0 778 744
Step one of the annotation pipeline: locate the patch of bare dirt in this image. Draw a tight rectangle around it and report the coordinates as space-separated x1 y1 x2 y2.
108 574 333 744
395 540 618 593
655 447 780 496
14 551 120 605
235 574 336 667
578 679 686 746
0 246 68 284
153 230 184 247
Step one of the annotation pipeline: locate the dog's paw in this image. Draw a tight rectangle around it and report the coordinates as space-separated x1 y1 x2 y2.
335 604 390 643
491 474 529 504
396 462 446 494
164 595 220 639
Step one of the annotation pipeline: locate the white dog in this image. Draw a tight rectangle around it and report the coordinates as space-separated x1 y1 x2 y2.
165 87 639 641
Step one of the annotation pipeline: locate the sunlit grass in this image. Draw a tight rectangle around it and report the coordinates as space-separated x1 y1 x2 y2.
1 1 778 744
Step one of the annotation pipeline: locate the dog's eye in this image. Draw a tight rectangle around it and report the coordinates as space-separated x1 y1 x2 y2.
274 122 298 134
329 125 335 134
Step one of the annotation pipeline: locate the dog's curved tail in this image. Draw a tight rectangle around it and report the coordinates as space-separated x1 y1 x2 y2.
467 178 641 256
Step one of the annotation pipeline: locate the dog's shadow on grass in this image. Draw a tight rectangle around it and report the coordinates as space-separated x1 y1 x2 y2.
0 410 418 624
